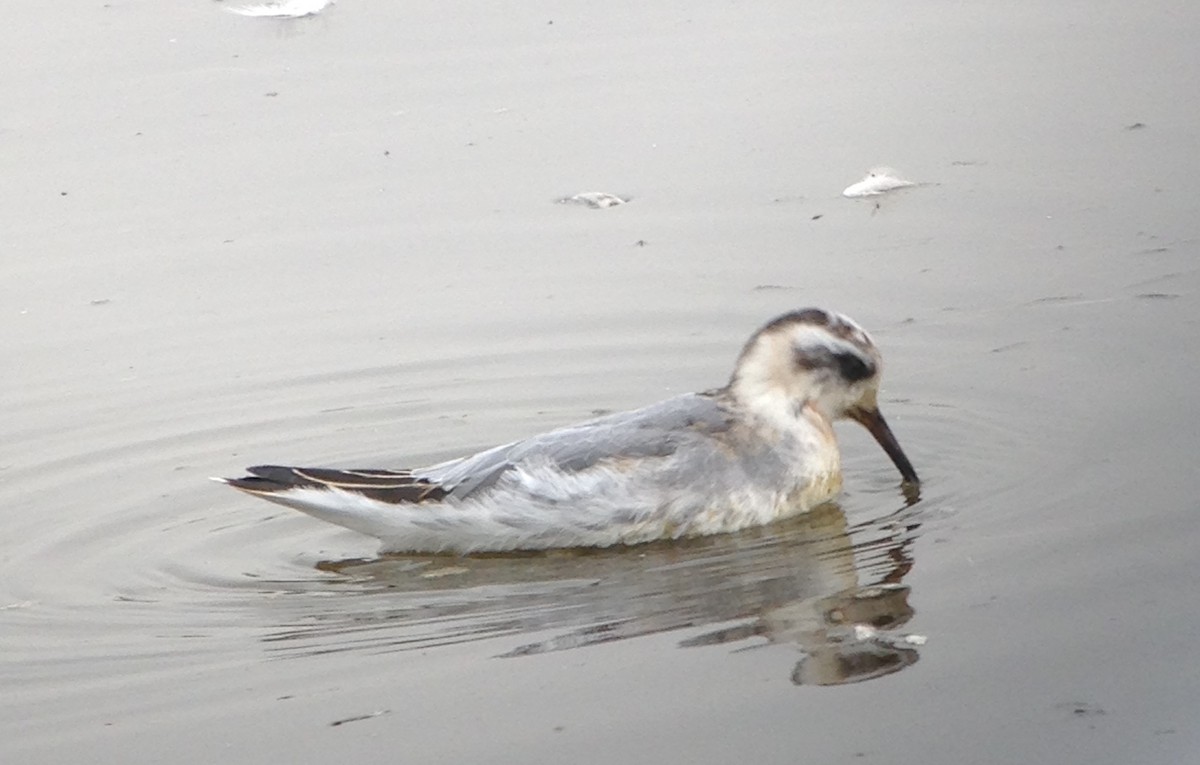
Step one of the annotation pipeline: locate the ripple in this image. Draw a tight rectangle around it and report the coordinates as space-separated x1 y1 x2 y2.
0 309 954 734
233 501 925 685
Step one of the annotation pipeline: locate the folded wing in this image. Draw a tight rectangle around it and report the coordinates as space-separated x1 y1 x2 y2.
224 392 733 506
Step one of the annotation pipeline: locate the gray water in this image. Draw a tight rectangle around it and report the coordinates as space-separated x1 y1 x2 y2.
3 1 1199 762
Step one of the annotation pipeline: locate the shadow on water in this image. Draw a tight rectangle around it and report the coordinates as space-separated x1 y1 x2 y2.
262 497 926 686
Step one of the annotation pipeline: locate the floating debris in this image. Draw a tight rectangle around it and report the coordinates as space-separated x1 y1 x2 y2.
1057 701 1107 718
224 0 335 18
842 167 916 198
557 192 628 209
329 709 391 727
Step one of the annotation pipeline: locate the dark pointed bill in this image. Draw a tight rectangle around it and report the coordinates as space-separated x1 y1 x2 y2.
847 407 919 485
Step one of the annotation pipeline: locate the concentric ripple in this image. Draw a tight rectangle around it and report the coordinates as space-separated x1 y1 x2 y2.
0 309 1061 746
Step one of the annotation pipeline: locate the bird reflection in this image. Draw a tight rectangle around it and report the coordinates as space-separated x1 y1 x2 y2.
265 499 923 687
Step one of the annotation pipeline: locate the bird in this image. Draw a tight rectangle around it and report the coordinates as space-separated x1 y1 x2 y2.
217 309 918 553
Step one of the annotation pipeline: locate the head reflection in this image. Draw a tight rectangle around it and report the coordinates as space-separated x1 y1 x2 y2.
277 502 923 687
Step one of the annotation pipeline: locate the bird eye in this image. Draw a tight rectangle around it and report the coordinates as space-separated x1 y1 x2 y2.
833 351 875 382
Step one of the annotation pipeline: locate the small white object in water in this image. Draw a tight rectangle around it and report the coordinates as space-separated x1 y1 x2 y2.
420 565 470 579
903 633 928 646
842 167 916 198
558 192 627 209
224 0 334 18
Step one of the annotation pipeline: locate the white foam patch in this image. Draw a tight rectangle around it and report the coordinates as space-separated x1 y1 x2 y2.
224 0 334 18
557 192 627 209
842 167 916 198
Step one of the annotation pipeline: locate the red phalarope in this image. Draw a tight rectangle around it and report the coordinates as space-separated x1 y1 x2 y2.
217 309 918 553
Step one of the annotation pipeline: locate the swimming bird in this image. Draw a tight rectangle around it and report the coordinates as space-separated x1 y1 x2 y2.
217 309 918 553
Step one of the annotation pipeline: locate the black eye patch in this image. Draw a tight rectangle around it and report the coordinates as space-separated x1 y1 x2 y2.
795 347 875 382
834 351 875 382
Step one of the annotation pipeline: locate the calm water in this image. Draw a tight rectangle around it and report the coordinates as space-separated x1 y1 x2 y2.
3 2 1199 762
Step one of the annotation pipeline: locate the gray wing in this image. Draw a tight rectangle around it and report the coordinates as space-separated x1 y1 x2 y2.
415 392 734 499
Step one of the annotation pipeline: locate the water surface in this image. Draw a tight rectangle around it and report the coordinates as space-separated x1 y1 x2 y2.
3 1 1199 762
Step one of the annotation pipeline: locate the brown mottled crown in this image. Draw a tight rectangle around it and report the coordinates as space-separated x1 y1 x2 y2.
734 308 877 376
754 308 873 348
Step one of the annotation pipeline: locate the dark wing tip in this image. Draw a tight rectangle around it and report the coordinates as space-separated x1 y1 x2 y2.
213 467 298 496
215 465 451 504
